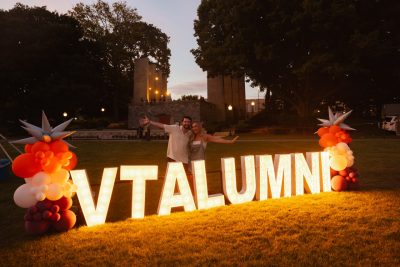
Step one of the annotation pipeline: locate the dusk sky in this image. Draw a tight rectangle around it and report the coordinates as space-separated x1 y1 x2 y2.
1 0 264 100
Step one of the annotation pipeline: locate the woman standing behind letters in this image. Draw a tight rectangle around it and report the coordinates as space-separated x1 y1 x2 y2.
189 122 239 163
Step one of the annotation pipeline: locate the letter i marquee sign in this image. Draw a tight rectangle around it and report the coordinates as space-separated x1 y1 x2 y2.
70 151 332 227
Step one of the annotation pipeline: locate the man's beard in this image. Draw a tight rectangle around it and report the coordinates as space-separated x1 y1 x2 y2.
183 125 191 130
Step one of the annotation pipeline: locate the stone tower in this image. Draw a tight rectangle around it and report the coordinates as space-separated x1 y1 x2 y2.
133 58 169 104
207 74 246 122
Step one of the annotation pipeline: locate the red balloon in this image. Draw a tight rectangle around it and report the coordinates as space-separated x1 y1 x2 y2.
25 221 50 235
64 152 77 170
331 175 347 192
330 168 338 177
12 153 42 178
329 125 342 134
317 127 329 137
53 197 72 211
31 142 50 154
320 133 338 148
25 144 32 153
53 210 76 232
339 169 348 177
50 140 69 154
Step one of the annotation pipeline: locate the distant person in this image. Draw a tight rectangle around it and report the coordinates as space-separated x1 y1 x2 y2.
189 122 239 163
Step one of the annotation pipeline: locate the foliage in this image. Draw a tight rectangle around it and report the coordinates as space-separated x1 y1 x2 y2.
0 4 106 129
70 0 171 119
192 0 400 118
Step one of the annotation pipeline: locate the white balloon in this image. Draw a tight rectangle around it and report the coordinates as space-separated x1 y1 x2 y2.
336 142 350 153
24 178 33 184
330 155 348 171
51 169 69 185
35 192 46 201
46 183 63 201
31 172 51 186
39 184 49 192
14 184 37 208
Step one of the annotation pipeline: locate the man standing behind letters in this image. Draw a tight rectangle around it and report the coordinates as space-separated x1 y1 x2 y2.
140 116 192 169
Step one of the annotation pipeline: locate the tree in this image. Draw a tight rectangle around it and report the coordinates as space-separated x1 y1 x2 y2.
0 4 106 130
192 0 399 120
70 0 171 120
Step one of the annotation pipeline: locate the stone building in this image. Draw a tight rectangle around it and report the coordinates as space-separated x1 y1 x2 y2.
133 58 171 104
128 58 246 128
207 75 246 122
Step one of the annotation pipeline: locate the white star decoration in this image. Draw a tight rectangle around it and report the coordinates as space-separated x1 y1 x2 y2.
317 107 355 131
12 111 76 146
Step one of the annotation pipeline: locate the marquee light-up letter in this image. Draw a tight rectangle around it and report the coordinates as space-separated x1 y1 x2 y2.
192 160 225 209
157 162 196 216
255 154 292 200
320 151 332 192
221 156 256 204
70 168 117 226
120 165 158 219
294 152 320 195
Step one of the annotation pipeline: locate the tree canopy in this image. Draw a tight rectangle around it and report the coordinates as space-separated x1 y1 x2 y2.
192 0 400 118
70 0 171 119
0 4 106 128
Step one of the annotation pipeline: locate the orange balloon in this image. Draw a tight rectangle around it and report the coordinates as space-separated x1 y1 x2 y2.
42 157 62 174
317 127 329 137
31 142 50 154
64 152 77 170
25 144 32 153
50 140 69 154
329 125 342 134
12 153 42 178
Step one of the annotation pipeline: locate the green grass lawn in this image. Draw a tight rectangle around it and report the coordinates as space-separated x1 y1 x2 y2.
0 137 399 266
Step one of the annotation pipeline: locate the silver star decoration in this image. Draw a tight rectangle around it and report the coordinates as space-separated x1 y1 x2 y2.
12 111 76 146
317 107 355 131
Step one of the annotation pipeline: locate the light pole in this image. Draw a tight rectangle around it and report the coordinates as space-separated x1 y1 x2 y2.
251 101 255 116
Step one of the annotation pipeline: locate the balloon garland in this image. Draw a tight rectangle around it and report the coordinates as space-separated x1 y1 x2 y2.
12 112 78 235
316 107 360 191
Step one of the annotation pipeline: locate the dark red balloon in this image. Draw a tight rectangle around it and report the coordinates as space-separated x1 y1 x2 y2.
51 213 61 222
53 197 72 211
33 213 42 222
53 210 76 232
42 210 52 220
50 205 60 214
25 221 50 235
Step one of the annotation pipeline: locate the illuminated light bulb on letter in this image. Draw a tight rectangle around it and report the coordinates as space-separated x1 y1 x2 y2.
255 154 292 200
320 151 332 192
70 168 117 226
221 156 256 204
120 165 158 219
294 152 321 195
192 160 225 209
157 162 196 216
